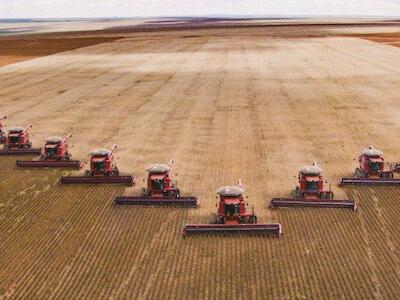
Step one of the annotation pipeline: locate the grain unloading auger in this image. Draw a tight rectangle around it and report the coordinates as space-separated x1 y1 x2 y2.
339 146 400 186
114 159 198 207
60 144 134 185
16 133 83 169
270 162 356 211
0 124 41 155
183 180 282 237
0 115 6 144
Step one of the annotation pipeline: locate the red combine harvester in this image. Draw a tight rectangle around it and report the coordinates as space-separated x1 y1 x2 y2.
339 146 400 186
0 115 6 144
183 180 282 237
115 160 198 207
60 144 134 185
270 163 356 210
16 134 83 169
0 124 41 155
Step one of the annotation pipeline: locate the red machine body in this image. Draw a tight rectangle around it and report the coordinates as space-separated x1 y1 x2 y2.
87 145 118 176
339 147 400 186
60 144 134 185
0 124 41 155
295 166 333 200
114 160 198 207
16 134 83 169
0 115 6 144
271 163 356 210
215 184 256 225
42 135 71 160
183 180 282 237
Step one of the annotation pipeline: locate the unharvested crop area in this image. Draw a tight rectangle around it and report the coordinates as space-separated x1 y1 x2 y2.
1 23 400 298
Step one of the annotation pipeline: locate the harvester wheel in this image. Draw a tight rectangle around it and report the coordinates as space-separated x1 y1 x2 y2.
322 192 334 200
355 168 365 179
382 172 394 179
248 215 257 224
210 213 217 224
26 142 32 149
114 167 120 176
291 187 301 198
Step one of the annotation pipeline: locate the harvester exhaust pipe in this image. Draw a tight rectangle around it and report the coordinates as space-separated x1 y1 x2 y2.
64 133 73 141
238 178 243 188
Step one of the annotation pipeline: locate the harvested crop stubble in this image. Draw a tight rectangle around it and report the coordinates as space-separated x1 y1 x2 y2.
2 155 400 298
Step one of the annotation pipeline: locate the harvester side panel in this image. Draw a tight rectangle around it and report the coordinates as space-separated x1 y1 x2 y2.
183 223 282 237
114 196 199 207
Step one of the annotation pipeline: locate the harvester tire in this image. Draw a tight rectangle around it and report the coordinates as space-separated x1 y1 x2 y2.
355 168 364 179
210 213 217 224
248 215 257 224
291 187 301 198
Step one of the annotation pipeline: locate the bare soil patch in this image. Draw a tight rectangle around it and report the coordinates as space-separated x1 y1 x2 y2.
0 36 122 67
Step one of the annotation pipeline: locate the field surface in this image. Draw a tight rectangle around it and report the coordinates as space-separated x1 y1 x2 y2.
1 23 400 299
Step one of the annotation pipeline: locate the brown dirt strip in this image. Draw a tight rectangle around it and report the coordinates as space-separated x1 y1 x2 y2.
0 36 123 67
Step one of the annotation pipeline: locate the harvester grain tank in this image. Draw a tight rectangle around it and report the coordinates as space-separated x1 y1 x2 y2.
0 115 6 144
270 162 356 210
183 180 282 237
0 124 41 155
114 159 198 207
16 133 83 169
339 146 400 186
60 144 134 185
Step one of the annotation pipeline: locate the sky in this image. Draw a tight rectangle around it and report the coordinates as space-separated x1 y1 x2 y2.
1 0 400 18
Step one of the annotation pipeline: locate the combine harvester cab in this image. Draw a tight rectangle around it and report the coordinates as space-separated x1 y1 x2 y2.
60 144 134 185
0 124 41 155
270 162 356 211
16 133 83 169
114 159 198 207
339 146 400 186
183 180 282 237
0 115 6 144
